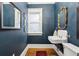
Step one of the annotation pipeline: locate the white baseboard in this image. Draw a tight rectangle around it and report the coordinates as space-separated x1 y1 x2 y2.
20 44 63 56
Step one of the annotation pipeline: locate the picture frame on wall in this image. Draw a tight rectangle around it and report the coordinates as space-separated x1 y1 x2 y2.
1 2 21 29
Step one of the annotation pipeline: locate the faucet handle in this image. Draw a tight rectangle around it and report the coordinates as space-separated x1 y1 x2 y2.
59 36 62 38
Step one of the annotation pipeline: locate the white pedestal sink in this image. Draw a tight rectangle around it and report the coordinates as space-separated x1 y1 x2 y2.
48 30 68 44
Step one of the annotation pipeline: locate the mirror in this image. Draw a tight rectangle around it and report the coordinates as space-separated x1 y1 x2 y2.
58 7 68 30
2 2 21 29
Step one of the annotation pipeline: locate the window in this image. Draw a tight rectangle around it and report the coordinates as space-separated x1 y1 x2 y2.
28 8 42 35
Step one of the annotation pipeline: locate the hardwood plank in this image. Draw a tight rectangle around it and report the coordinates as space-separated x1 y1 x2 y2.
25 48 58 56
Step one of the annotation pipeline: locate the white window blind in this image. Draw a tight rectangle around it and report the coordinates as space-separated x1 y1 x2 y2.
28 8 42 35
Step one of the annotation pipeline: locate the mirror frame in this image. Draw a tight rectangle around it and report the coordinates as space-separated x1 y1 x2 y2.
58 7 68 30
1 2 21 29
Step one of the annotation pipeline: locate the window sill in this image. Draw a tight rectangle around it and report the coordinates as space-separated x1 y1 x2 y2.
27 32 42 36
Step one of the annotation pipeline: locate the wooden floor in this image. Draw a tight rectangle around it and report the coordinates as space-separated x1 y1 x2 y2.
25 48 58 56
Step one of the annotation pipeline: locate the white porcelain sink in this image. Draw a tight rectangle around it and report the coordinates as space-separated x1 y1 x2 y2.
48 36 67 44
48 30 68 44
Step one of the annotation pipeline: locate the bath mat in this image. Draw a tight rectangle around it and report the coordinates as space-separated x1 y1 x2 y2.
36 51 47 56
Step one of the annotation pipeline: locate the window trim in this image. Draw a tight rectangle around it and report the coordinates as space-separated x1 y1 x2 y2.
28 8 42 36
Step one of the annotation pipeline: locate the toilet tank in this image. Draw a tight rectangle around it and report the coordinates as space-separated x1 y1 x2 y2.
63 43 79 56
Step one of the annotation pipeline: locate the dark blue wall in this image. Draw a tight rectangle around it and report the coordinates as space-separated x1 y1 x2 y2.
55 2 79 46
0 2 28 56
27 4 55 44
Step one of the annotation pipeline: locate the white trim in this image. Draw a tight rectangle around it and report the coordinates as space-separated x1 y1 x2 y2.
3 2 10 4
28 2 56 4
14 8 20 28
1 2 3 29
20 44 63 56
28 8 42 36
27 32 42 36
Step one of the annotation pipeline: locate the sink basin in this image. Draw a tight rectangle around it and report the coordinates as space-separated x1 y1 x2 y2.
48 30 68 44
48 36 67 44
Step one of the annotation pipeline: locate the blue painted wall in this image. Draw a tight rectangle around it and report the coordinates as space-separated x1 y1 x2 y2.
55 2 79 46
0 2 28 56
27 4 55 44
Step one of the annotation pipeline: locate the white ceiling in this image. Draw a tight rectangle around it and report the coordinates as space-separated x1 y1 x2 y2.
28 2 56 4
